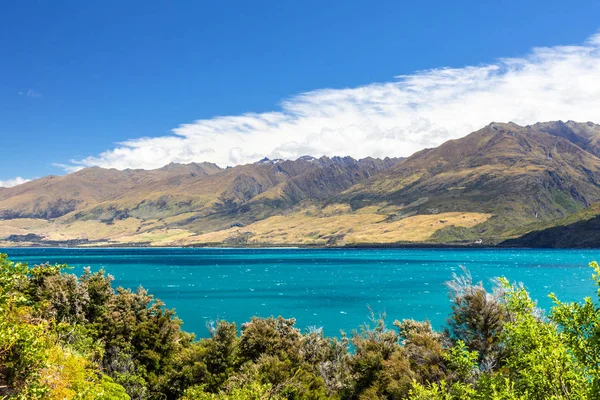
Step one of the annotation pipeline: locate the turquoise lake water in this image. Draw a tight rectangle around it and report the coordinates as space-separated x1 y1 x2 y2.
2 247 599 337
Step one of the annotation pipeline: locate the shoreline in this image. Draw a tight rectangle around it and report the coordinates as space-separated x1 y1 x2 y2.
1 242 598 250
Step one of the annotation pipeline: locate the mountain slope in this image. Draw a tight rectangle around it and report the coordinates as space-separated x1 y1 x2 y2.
0 156 403 245
339 121 600 242
1 120 600 247
501 202 600 248
0 162 222 219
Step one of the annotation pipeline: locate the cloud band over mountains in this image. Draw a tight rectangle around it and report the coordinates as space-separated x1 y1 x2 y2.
66 33 600 171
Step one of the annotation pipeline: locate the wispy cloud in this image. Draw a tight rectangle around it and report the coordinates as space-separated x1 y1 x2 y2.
66 32 600 171
18 89 42 99
0 177 30 188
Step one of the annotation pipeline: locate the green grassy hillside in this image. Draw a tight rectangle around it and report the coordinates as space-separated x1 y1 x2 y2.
501 202 600 247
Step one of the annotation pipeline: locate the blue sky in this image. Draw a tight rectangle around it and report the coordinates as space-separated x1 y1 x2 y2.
2 0 600 185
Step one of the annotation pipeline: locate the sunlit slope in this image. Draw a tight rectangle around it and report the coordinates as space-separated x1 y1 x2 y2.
187 207 491 246
340 121 600 243
0 162 222 219
1 121 600 246
0 157 402 246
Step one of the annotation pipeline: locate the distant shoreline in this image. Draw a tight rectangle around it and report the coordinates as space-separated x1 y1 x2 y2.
1 242 598 250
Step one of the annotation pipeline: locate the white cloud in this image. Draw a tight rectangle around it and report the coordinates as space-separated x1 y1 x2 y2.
67 32 600 171
0 177 30 188
18 89 42 99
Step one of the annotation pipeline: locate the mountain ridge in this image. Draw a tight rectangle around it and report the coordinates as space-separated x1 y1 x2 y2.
2 121 600 247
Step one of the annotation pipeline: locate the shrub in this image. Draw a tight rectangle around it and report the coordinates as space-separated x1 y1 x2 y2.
2 253 600 400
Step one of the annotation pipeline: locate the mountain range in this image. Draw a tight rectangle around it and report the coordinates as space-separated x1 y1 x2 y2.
2 120 600 247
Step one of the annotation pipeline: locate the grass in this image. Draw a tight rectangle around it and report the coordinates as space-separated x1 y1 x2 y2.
187 207 491 245
506 201 600 238
0 202 492 246
0 218 51 237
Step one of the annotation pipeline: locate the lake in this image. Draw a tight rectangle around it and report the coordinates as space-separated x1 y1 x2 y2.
2 247 599 337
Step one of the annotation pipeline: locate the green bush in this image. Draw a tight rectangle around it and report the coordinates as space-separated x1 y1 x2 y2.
2 253 600 399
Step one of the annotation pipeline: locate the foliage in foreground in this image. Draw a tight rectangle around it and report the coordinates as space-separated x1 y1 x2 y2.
1 253 600 399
